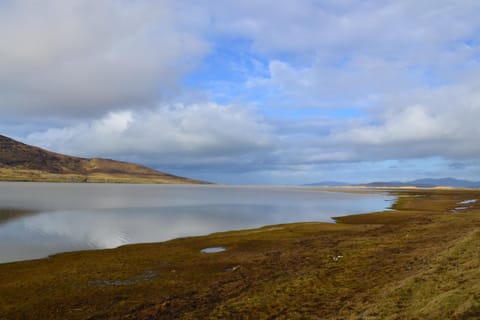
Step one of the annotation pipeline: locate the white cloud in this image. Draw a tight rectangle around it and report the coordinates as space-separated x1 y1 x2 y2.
205 0 480 57
26 102 274 165
0 0 208 116
325 82 480 160
214 0 480 109
248 57 422 108
337 105 448 145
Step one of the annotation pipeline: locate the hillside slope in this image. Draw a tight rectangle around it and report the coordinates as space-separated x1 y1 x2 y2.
0 135 204 184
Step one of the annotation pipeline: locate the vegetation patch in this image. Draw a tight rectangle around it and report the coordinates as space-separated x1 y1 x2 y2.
0 135 206 184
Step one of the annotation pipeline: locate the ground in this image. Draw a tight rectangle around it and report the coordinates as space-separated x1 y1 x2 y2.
0 189 479 319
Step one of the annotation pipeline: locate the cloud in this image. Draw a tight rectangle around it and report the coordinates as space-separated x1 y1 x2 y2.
206 1 479 104
248 57 423 108
0 0 208 116
3 1 480 184
227 78 480 173
324 81 480 160
205 0 480 57
25 102 274 167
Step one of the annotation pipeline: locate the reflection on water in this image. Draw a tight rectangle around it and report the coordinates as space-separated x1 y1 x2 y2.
0 208 36 224
201 247 226 253
0 183 395 263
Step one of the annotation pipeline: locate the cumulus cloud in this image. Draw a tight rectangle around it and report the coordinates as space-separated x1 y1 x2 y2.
25 102 274 167
235 80 480 172
329 83 480 160
0 0 208 116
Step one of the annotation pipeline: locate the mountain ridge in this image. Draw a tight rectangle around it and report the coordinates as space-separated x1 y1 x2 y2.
305 177 480 188
0 134 205 184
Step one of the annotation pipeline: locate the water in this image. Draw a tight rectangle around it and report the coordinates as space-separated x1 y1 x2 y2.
201 247 226 253
0 182 395 263
458 199 477 205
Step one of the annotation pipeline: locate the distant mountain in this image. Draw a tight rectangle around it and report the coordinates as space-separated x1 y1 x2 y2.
409 178 480 188
0 134 205 184
304 178 480 188
363 181 414 187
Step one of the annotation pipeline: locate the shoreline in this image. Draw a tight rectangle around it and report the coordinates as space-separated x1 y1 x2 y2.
1 188 480 319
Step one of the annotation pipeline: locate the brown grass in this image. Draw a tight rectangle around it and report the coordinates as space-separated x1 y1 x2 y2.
0 135 206 184
0 168 203 184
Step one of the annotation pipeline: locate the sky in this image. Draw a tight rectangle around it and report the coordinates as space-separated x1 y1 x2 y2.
2 0 480 185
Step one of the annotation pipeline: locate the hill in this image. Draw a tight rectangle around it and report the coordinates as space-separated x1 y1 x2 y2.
0 135 204 184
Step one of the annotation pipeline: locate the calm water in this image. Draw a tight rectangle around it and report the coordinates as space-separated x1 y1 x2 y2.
0 183 395 263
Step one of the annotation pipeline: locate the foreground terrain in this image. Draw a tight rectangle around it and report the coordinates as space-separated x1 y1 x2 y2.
0 189 479 319
0 135 203 184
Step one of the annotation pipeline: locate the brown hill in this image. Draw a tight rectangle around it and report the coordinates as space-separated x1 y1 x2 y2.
0 135 205 184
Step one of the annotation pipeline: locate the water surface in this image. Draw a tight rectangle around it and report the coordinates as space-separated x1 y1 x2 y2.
201 247 226 253
0 183 395 263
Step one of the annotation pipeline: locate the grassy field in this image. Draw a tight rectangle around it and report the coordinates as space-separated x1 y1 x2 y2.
0 189 479 319
0 167 204 184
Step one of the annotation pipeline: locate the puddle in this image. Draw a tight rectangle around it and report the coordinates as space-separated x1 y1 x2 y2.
201 247 226 253
458 199 477 205
451 199 478 213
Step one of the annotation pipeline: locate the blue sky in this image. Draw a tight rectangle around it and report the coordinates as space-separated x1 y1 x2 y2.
1 0 480 184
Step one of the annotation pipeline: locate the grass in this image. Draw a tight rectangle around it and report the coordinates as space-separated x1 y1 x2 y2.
0 189 479 319
0 135 206 184
0 168 203 184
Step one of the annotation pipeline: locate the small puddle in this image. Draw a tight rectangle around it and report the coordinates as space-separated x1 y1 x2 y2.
458 199 477 205
201 247 226 253
451 199 478 213
451 199 478 212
